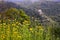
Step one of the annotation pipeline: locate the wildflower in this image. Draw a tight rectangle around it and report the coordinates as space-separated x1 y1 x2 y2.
29 28 33 31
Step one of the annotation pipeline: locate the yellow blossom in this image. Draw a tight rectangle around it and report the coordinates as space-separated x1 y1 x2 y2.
29 28 33 31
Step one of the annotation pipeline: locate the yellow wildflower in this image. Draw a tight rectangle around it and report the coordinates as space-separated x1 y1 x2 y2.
29 28 33 31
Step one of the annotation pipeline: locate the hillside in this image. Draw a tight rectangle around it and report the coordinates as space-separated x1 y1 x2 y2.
0 1 60 40
27 1 60 25
0 1 60 26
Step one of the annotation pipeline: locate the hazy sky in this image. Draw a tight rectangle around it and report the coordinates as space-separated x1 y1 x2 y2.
0 0 60 2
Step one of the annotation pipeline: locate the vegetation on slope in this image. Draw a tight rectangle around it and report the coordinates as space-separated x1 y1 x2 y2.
0 8 60 40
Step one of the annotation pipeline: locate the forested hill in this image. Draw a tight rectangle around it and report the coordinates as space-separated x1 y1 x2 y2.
0 1 40 18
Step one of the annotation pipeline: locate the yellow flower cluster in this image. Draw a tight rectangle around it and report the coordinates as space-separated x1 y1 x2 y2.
0 17 52 40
